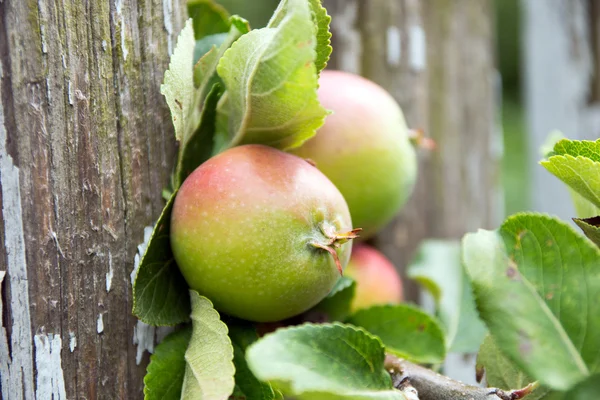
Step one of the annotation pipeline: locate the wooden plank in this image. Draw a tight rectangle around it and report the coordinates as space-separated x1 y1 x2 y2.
523 0 600 220
324 0 500 300
0 0 184 397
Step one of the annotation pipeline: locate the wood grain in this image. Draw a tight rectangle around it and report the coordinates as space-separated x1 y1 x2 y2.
0 0 183 398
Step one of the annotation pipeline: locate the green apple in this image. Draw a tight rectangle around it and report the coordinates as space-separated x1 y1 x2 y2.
290 70 417 239
344 244 403 312
170 144 359 322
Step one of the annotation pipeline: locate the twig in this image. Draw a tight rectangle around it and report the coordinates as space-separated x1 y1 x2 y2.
385 354 538 400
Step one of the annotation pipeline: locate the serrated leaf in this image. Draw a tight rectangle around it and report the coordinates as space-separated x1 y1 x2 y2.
347 305 446 364
144 327 192 400
133 192 190 326
181 292 235 400
549 138 600 161
161 20 200 143
194 33 228 64
246 323 407 399
216 0 328 151
476 335 550 400
574 216 600 248
541 139 600 209
407 240 486 353
311 276 356 321
227 321 283 400
308 0 331 72
187 0 230 40
463 213 600 391
174 84 223 188
194 16 250 90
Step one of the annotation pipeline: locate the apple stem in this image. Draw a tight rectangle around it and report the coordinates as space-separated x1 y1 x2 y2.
311 241 344 275
311 226 362 275
408 128 436 150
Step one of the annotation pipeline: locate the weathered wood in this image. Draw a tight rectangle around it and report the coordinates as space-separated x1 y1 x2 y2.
0 0 184 398
324 0 499 295
523 0 600 220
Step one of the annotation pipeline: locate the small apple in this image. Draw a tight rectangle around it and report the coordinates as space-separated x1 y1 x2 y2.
344 244 403 312
170 144 359 322
290 70 417 239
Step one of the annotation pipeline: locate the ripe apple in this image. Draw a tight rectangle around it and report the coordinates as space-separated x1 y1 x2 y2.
170 144 359 322
290 70 417 239
344 244 403 312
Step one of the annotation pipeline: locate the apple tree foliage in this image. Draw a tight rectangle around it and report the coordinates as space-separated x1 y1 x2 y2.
131 0 600 398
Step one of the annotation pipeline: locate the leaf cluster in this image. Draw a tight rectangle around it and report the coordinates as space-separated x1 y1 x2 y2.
132 0 600 398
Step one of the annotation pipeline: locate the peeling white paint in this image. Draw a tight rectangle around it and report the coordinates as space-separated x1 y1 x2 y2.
97 313 104 334
409 25 426 71
0 60 35 400
156 327 175 344
68 332 77 352
133 321 155 365
163 0 174 55
130 226 153 284
67 80 73 105
131 226 157 364
50 231 65 258
106 252 113 292
115 0 129 61
45 77 52 104
40 26 48 54
34 334 67 400
386 26 402 67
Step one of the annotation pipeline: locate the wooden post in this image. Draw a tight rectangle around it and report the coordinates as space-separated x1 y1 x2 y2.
0 0 184 398
523 0 600 220
323 0 500 300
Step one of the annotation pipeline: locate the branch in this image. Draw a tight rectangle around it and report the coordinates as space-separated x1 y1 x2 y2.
385 354 538 400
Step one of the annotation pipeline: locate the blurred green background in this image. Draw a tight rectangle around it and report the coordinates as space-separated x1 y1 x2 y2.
495 0 528 216
215 0 528 217
216 0 278 28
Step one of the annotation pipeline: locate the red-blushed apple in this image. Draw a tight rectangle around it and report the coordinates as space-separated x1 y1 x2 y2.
170 144 360 322
290 70 417 239
344 244 403 312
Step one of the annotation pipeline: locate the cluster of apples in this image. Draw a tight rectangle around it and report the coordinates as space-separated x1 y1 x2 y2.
170 70 415 322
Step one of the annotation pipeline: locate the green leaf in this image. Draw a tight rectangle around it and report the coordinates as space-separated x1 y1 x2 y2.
132 192 190 326
194 16 250 91
463 213 600 391
246 323 407 399
549 138 600 161
347 304 446 364
476 335 550 400
227 321 283 400
407 240 486 353
574 216 600 248
311 276 356 322
194 33 228 64
161 20 201 144
181 292 235 400
216 0 328 151
541 139 600 209
570 189 600 219
562 374 600 399
144 327 192 400
187 0 230 40
174 84 223 188
308 0 331 72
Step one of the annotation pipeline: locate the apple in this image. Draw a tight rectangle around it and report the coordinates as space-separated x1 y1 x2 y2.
344 244 403 312
170 144 359 322
290 70 417 239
